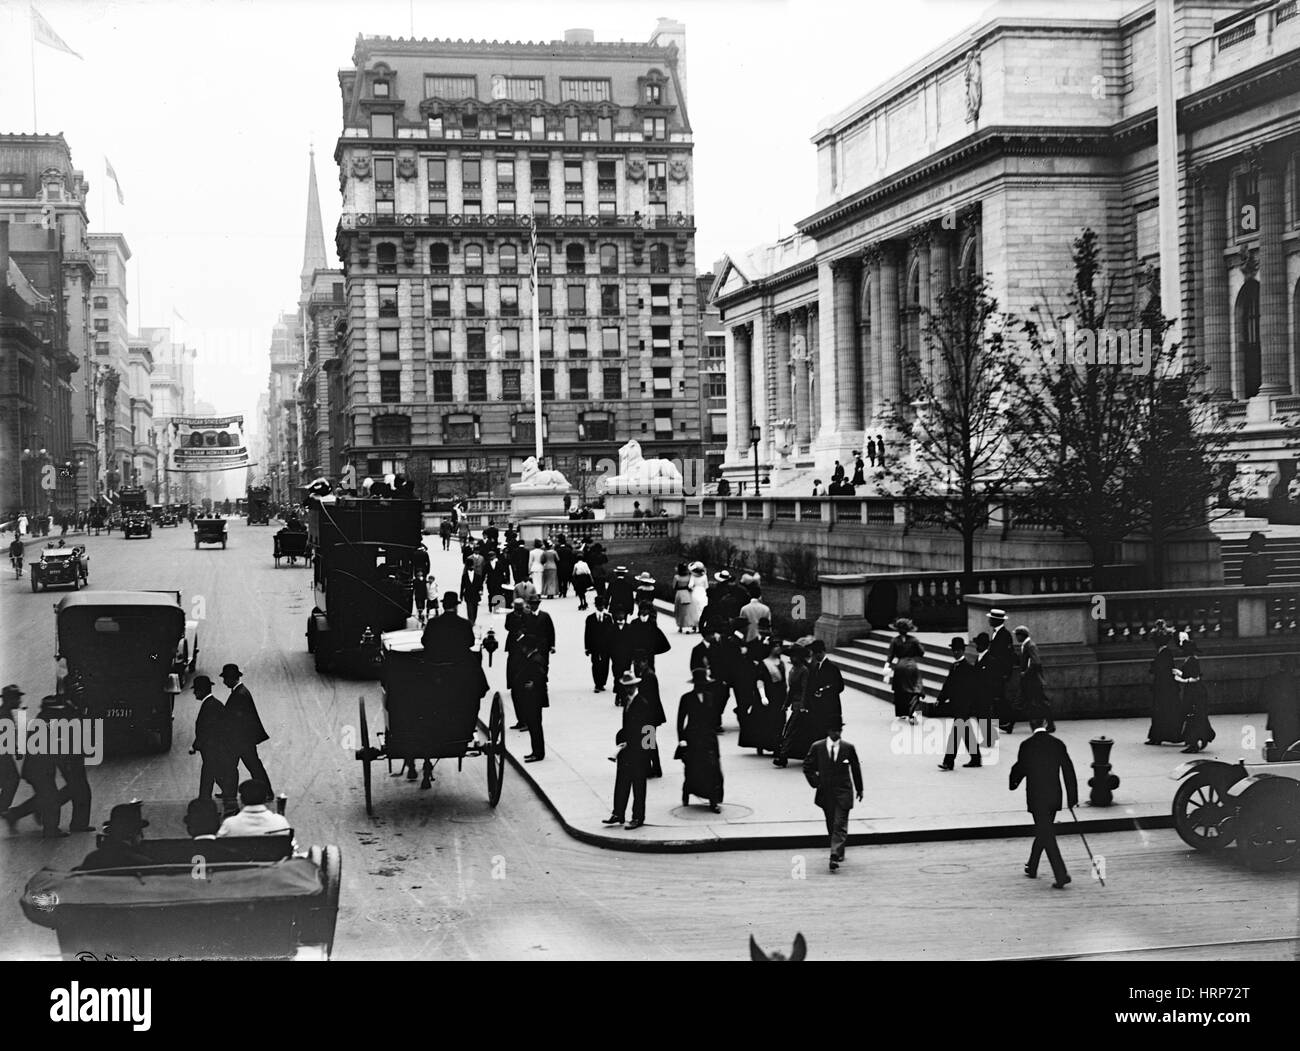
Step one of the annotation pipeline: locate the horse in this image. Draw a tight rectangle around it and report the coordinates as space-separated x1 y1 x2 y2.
749 933 807 961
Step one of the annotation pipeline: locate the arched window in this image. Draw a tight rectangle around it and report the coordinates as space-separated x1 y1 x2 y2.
377 242 397 274
464 244 483 274
649 242 669 274
534 244 551 274
1237 279 1260 399
958 234 978 284
499 244 518 274
905 260 922 394
599 243 618 274
566 242 586 272
430 243 449 273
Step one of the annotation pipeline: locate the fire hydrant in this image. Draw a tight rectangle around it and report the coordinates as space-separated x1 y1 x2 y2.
1087 735 1120 807
482 628 498 667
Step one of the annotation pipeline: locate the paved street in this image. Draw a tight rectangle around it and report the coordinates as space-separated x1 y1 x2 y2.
0 523 1294 961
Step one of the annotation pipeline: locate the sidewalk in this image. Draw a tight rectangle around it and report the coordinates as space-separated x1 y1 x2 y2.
432 542 1256 853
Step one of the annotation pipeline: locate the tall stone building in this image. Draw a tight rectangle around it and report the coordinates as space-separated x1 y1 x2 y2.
265 311 301 502
713 1 1300 512
144 326 197 504
0 133 87 516
332 21 702 498
87 232 137 497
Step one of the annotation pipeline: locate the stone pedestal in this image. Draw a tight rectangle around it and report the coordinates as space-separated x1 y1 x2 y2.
814 573 872 647
511 488 575 521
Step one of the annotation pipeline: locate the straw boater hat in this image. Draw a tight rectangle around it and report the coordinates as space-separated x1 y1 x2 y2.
635 572 655 584
714 569 733 583
986 608 1007 625
614 565 629 575
617 669 641 688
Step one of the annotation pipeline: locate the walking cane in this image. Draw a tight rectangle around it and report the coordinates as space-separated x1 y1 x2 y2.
1068 807 1105 886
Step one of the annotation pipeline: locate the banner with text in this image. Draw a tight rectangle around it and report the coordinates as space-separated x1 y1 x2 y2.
169 415 249 472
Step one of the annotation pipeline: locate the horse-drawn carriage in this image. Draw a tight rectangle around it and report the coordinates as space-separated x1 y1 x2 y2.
1171 738 1300 871
20 801 341 960
194 517 227 549
273 527 311 567
354 629 506 814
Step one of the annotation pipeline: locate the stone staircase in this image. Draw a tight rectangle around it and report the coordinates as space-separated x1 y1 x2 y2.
1221 535 1300 585
830 630 956 706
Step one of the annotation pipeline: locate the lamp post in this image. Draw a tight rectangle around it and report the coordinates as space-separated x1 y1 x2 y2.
21 445 47 514
749 423 761 497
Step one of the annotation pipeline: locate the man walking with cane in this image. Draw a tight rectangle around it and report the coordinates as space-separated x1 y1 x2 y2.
1008 719 1078 889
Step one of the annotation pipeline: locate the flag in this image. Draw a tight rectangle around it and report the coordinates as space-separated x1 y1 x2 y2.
105 157 124 205
172 307 188 324
32 4 82 59
528 213 538 290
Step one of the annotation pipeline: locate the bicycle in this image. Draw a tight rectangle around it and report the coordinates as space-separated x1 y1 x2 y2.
10 554 23 579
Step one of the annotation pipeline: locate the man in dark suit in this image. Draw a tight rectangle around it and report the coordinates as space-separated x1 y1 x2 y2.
604 671 656 830
510 640 548 762
584 596 618 693
422 592 476 661
805 640 845 739
190 674 238 811
1009 721 1078 889
971 632 997 750
936 637 981 770
220 663 272 796
622 602 670 673
460 557 485 626
608 566 636 620
803 717 863 871
985 608 1018 734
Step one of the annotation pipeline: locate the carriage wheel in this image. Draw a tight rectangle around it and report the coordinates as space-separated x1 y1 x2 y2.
487 691 506 807
1172 771 1237 852
1235 779 1300 872
359 698 374 816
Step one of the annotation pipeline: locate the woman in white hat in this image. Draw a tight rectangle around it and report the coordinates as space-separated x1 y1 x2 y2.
672 562 694 633
686 561 708 630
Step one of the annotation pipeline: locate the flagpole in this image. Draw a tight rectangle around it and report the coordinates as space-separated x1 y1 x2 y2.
530 214 543 463
29 2 38 131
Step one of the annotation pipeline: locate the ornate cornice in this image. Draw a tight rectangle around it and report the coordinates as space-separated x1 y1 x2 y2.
353 34 676 62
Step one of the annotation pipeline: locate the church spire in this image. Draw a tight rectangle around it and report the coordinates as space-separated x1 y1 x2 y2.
300 145 327 293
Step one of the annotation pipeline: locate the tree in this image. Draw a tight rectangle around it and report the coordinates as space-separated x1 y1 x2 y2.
404 453 433 504
876 273 1027 582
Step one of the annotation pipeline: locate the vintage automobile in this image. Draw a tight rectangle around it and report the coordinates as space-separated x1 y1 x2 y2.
194 517 228 549
30 548 83 593
1171 737 1300 871
56 592 191 753
123 512 153 539
157 509 179 527
354 629 505 814
20 800 341 960
273 526 311 567
247 486 272 526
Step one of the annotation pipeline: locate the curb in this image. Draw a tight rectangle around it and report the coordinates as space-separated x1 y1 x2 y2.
497 734 1173 854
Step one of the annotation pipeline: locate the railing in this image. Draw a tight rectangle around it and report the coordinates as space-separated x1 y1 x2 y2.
1188 1 1300 91
1097 586 1300 643
339 212 695 233
518 515 681 544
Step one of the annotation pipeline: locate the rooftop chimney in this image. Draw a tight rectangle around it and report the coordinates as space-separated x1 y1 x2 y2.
564 28 595 44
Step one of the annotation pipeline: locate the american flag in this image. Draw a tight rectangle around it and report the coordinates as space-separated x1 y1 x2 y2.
528 213 538 290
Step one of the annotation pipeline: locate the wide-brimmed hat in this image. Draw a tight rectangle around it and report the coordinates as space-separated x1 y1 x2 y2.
220 663 242 678
892 618 915 634
688 561 704 572
617 670 641 688
986 608 1006 624
106 800 149 833
1 684 24 700
635 572 655 584
714 570 733 583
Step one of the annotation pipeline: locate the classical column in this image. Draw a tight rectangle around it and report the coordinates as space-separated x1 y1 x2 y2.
912 229 932 388
877 242 903 407
865 246 883 423
808 304 821 438
773 313 793 423
832 258 862 432
930 227 952 393
731 323 752 459
791 307 810 451
1256 147 1289 396
1196 166 1230 398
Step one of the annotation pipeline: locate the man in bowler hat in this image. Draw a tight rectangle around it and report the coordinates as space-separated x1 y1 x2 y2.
220 664 272 795
190 674 238 811
1009 720 1078 889
76 800 151 870
604 670 655 829
803 717 863 871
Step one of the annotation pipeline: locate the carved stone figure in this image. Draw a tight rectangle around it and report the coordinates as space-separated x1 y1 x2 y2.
603 439 683 495
964 47 982 123
352 156 372 180
515 456 571 490
397 156 418 180
669 160 688 182
626 159 646 182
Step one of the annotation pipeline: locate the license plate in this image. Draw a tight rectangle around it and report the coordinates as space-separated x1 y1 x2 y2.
106 709 131 719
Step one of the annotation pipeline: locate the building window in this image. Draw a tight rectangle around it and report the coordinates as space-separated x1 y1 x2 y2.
569 368 588 399
583 411 614 441
597 160 617 194
540 368 555 398
379 329 399 359
468 369 487 402
560 79 611 103
430 243 449 273
462 159 481 190
648 161 666 195
463 199 481 217
95 341 110 354
430 285 450 316
445 413 479 441
502 368 521 400
500 285 519 316
649 243 669 274
530 115 546 139
428 198 447 217
565 199 583 217
653 406 673 435
706 372 727 399
1237 279 1261 398
650 200 668 220
564 115 579 140
652 324 672 357
92 295 108 309
464 244 483 273
566 242 585 272
375 157 395 196
499 244 518 273
93 318 110 332
564 161 583 193
704 334 725 358
502 328 520 358
0 180 24 197
428 116 443 137
432 370 453 400
598 116 613 141
602 368 622 400
372 80 390 98
378 283 398 315
460 112 479 137
653 366 672 398
539 328 553 358
373 414 410 446
467 329 486 359
601 326 620 357
496 158 515 188
534 244 551 274
427 158 446 188
650 283 670 315
497 199 516 217
643 117 666 141
1236 170 1259 237
431 329 451 358
530 158 549 192
567 284 586 314
377 245 397 275
646 82 663 104
370 112 395 138
569 328 588 357
537 284 553 315
379 370 402 403
599 244 618 273
425 75 476 99
496 113 514 139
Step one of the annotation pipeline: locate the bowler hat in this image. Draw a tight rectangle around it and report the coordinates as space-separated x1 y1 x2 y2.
192 674 214 689
442 591 460 605
38 694 76 713
690 666 713 683
106 800 149 832
1 684 24 702
220 663 242 678
826 717 844 730
808 639 827 654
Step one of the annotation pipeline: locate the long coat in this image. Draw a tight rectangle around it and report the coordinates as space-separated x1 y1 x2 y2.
803 738 863 811
677 690 723 802
225 682 269 747
936 657 978 720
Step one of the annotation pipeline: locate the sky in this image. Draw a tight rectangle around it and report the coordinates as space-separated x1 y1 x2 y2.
1 0 1023 425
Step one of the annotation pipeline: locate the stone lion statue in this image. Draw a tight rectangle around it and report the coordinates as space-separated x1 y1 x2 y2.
613 439 682 483
516 456 570 490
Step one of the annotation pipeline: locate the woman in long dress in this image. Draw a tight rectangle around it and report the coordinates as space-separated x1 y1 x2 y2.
672 563 693 633
775 643 813 767
1176 635 1215 754
541 543 559 598
746 639 789 755
1145 622 1185 745
887 618 925 722
677 666 723 810
527 540 545 595
686 561 708 630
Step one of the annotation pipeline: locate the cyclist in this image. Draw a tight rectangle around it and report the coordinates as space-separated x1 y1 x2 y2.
8 535 24 578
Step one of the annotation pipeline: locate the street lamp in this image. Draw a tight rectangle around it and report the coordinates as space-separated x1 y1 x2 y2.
749 423 761 497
